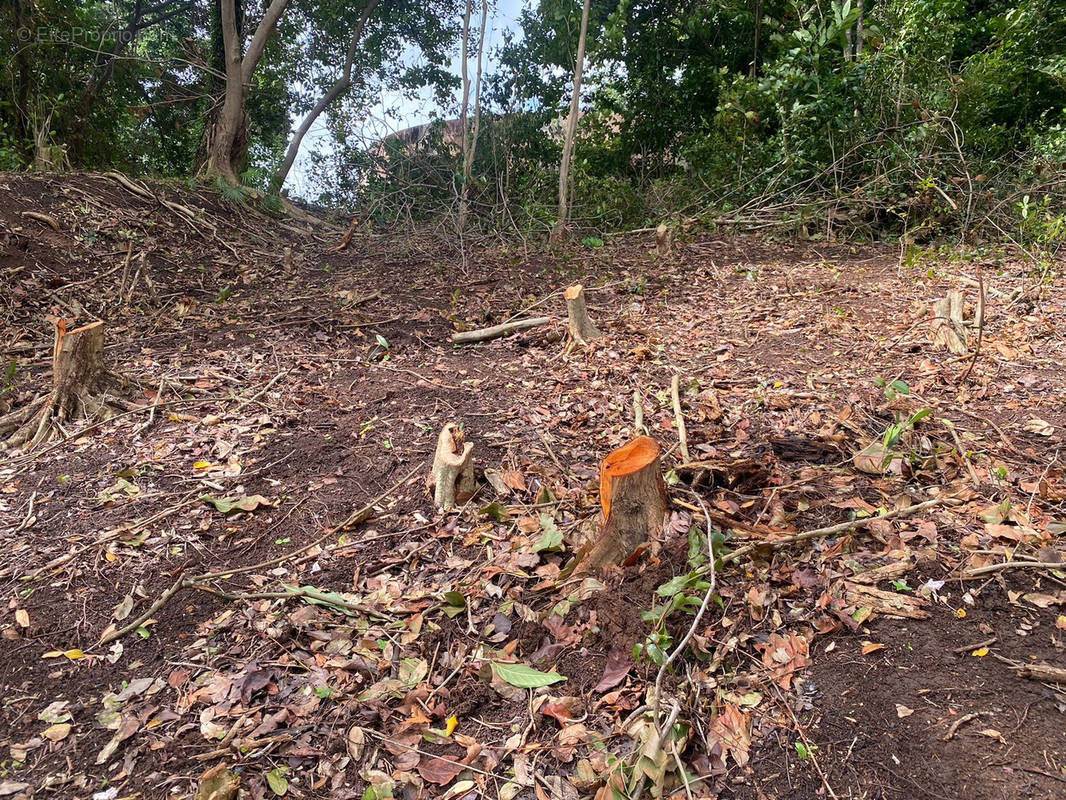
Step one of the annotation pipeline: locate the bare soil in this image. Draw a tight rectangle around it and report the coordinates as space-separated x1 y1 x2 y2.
1 173 1064 800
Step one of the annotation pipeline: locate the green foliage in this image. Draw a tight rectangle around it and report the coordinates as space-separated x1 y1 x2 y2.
0 0 1061 236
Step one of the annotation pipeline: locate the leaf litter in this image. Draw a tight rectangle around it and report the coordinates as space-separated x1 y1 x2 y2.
0 174 1064 798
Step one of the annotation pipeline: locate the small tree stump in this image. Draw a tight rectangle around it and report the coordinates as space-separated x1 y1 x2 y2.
429 423 475 509
1 319 131 450
576 436 666 575
564 284 601 352
930 291 967 354
655 223 673 256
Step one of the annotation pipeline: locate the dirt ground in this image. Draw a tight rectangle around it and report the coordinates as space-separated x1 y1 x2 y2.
1 173 1064 800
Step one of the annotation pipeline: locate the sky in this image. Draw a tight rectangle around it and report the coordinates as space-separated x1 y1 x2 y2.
283 0 526 198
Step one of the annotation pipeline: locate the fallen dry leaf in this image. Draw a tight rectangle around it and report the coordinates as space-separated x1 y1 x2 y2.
417 756 465 785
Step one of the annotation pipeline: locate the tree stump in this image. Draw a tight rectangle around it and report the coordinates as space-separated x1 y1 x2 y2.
0 320 130 450
564 283 601 352
930 291 967 354
576 436 667 575
429 423 475 509
655 223 673 257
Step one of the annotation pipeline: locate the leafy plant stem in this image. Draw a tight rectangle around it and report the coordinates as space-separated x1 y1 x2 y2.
648 489 718 764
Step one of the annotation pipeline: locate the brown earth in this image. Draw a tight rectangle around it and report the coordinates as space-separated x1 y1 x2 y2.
0 172 1064 800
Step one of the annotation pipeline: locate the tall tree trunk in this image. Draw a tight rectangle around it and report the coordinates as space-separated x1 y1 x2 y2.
271 0 381 193
751 0 762 77
456 0 473 229
199 0 289 183
13 0 33 153
855 0 864 58
551 0 591 244
458 0 488 230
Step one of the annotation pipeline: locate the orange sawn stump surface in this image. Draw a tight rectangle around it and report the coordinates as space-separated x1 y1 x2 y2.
576 435 667 575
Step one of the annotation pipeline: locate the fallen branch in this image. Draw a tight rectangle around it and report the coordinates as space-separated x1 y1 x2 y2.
670 374 690 463
100 571 187 645
234 370 289 412
718 496 957 568
21 211 60 231
942 418 981 489
962 560 1066 578
651 490 716 744
993 653 1066 685
957 263 984 384
451 316 550 345
943 711 987 742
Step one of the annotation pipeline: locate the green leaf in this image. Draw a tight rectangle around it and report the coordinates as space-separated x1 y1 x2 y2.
532 513 563 553
656 574 694 598
490 661 566 688
906 408 932 426
479 502 511 522
890 379 911 395
266 768 289 796
443 591 466 608
375 334 390 350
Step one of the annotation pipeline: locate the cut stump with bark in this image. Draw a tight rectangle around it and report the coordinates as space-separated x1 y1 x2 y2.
429 423 475 509
930 291 967 354
655 223 673 257
564 283 601 352
0 320 131 450
575 436 666 575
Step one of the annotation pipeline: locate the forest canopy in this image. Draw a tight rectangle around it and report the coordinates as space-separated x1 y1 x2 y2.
2 0 1065 238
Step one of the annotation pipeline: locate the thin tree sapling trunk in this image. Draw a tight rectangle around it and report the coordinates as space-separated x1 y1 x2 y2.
551 0 591 245
575 436 666 575
458 0 488 231
1 320 132 450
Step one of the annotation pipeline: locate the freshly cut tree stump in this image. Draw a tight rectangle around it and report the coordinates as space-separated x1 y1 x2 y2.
429 423 475 509
930 291 967 354
576 436 667 575
0 320 131 450
564 283 601 351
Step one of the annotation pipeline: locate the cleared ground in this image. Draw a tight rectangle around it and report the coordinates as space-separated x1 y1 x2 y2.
1 173 1064 799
